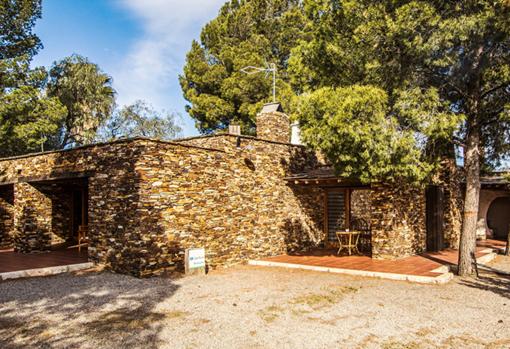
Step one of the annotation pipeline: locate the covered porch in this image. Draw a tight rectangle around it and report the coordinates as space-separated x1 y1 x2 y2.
0 246 91 280
285 166 432 260
0 173 92 280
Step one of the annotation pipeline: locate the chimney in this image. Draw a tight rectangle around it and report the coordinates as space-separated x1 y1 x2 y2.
228 123 241 135
290 121 301 145
256 102 290 143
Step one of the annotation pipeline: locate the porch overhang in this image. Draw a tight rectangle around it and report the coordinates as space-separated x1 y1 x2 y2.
479 176 510 191
284 166 369 188
0 171 94 186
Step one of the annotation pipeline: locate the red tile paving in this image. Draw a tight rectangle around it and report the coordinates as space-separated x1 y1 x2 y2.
260 239 505 277
0 247 89 273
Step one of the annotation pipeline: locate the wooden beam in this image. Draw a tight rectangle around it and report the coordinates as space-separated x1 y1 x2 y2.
18 171 94 184
345 189 351 230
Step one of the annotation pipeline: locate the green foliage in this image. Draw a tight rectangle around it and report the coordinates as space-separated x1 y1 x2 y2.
180 0 307 134
96 100 182 142
0 55 66 156
290 0 510 182
297 85 431 183
0 85 66 155
0 0 42 59
47 54 116 147
0 0 68 157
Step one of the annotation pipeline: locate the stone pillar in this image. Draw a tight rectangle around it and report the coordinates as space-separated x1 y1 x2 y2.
370 183 426 259
13 182 53 252
439 159 463 249
256 102 290 143
0 185 14 249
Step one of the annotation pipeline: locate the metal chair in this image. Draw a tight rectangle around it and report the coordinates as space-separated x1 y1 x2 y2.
350 218 371 254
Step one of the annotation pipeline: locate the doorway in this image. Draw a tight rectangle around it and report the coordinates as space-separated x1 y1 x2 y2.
487 196 510 240
426 185 444 252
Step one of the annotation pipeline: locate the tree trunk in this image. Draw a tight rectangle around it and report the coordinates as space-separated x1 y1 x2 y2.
458 124 481 276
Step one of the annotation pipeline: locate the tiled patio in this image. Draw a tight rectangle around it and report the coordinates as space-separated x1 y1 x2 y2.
0 246 89 273
249 239 505 283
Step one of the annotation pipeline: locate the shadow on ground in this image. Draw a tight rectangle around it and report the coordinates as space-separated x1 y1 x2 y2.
458 265 510 300
0 271 180 348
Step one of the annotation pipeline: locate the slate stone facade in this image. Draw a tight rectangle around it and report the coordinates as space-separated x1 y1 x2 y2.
0 131 325 276
0 108 462 276
0 185 14 249
370 184 427 259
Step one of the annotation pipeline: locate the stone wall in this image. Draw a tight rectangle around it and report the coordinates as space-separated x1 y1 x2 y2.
136 136 324 274
256 111 290 143
0 140 146 272
437 159 463 249
370 183 426 259
350 189 371 226
12 182 54 252
0 185 14 249
0 136 324 276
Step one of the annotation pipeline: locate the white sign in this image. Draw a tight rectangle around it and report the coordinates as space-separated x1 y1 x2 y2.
187 248 205 269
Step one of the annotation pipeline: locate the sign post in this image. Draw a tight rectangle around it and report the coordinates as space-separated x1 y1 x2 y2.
185 248 206 275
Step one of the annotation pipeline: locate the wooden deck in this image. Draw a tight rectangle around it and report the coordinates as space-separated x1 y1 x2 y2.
0 246 89 273
253 239 505 279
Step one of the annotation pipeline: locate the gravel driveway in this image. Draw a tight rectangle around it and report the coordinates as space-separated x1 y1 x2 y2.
1 256 509 349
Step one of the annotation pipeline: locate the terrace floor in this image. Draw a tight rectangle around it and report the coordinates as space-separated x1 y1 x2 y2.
0 246 90 278
249 239 506 283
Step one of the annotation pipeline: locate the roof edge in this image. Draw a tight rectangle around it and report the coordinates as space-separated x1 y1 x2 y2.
175 133 306 148
0 137 225 163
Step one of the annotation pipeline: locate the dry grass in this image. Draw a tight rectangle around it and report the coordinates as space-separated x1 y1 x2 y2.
290 285 358 310
379 334 510 349
257 305 284 323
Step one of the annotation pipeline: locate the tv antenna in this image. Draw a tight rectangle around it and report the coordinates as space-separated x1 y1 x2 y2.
240 62 277 103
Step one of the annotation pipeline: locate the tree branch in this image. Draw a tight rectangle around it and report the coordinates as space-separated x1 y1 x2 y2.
481 81 510 99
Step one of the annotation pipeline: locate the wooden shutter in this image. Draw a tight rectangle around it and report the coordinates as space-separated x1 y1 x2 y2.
326 190 346 242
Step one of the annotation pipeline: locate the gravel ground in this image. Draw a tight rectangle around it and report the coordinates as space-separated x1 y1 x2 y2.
1 256 510 349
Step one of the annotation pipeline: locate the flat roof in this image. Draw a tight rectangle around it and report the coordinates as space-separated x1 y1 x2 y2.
0 136 225 163
0 133 305 163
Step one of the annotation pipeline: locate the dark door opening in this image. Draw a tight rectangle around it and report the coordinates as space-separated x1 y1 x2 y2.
72 188 88 242
426 185 444 252
487 197 510 240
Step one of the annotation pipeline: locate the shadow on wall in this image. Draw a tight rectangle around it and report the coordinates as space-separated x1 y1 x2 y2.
13 205 52 252
388 184 426 255
0 185 14 249
31 182 75 246
282 148 325 253
0 272 181 348
284 186 326 252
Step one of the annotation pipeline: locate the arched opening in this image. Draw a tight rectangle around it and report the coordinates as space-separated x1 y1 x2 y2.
487 196 510 240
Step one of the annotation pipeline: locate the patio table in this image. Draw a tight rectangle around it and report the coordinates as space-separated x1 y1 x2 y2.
336 230 361 256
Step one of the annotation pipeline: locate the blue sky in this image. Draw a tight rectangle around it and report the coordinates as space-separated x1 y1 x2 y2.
32 0 226 137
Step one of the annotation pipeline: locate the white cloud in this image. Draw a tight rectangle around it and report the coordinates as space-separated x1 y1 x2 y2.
113 0 225 135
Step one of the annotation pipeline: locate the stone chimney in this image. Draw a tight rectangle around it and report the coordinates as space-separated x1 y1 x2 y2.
256 102 290 143
228 124 241 135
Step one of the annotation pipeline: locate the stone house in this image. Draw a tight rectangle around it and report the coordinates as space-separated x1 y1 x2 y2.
0 103 505 277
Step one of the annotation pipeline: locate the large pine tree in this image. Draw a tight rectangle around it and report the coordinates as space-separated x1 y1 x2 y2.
290 0 510 275
180 0 307 134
